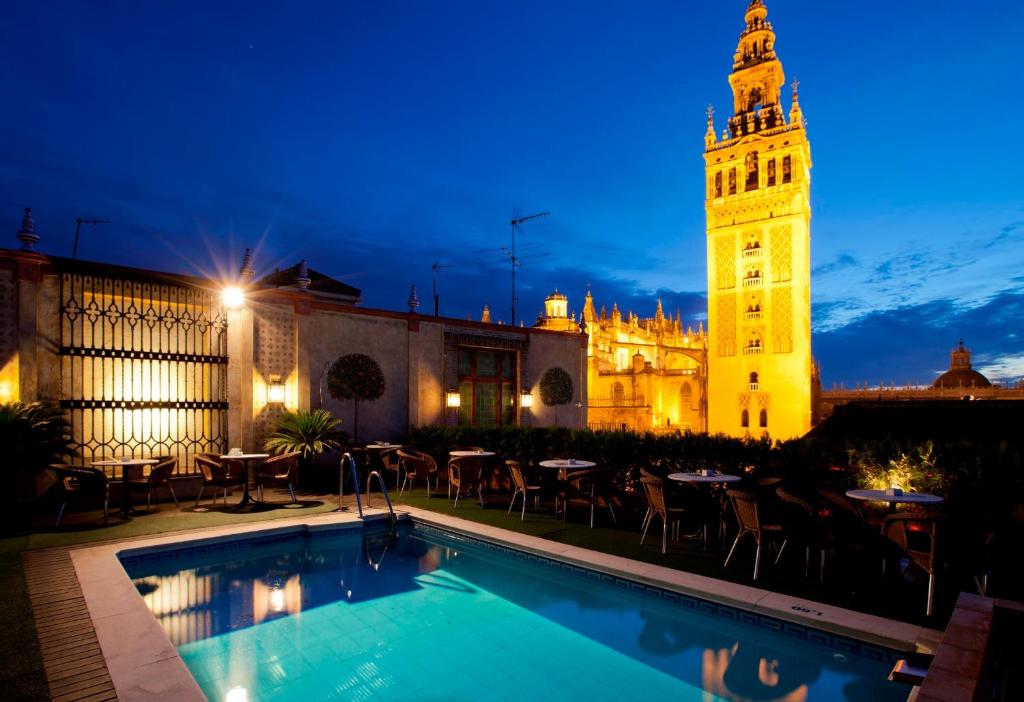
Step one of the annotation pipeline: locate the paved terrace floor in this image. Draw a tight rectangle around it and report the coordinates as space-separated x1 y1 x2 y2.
3 484 955 701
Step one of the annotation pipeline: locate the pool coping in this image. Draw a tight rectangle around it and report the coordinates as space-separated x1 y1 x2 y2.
70 506 943 701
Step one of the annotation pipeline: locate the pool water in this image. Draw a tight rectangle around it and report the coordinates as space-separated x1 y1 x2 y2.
122 523 910 702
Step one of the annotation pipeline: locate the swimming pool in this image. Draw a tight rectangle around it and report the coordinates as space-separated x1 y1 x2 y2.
121 522 911 701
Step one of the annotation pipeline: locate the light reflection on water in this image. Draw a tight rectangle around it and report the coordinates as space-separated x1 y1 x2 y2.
123 525 906 702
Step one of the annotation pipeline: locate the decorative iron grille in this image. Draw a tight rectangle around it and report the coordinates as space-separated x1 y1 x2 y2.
60 272 228 474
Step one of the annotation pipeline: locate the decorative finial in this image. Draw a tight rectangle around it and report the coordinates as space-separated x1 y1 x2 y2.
16 207 39 251
791 78 800 100
239 248 254 281
706 104 714 124
295 260 311 291
480 304 491 323
407 285 421 312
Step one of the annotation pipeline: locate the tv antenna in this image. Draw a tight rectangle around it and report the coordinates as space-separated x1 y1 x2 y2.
72 217 110 260
507 211 549 326
431 260 453 317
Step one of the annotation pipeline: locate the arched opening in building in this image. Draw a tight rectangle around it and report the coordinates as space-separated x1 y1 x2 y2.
741 409 749 428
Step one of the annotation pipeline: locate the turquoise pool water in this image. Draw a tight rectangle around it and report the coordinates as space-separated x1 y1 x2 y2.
122 523 910 702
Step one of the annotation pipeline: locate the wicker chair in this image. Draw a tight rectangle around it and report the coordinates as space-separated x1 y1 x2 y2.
883 512 940 616
448 454 485 508
379 447 402 488
506 460 547 520
255 451 302 504
49 464 109 526
560 467 618 529
125 455 178 511
639 471 686 554
194 455 246 507
397 449 439 497
775 485 829 580
724 489 787 580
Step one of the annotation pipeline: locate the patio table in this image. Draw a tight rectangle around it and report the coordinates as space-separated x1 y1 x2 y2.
667 471 741 484
220 453 269 508
845 488 943 513
91 458 159 518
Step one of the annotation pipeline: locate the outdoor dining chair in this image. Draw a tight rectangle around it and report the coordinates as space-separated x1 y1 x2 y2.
194 454 246 507
255 451 302 504
448 454 485 508
639 471 686 554
561 467 618 529
882 512 940 616
397 449 439 497
506 460 547 520
125 455 178 511
724 489 788 580
49 464 109 526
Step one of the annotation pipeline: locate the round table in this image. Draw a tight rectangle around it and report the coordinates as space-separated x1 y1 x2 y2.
845 489 943 508
667 472 741 484
220 453 269 507
366 443 402 451
538 459 596 470
450 450 495 458
91 458 159 517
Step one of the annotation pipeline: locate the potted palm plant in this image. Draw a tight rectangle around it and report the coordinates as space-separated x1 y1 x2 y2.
263 408 346 492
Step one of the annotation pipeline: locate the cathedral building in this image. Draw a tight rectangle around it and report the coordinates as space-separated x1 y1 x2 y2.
537 1 813 440
703 0 813 439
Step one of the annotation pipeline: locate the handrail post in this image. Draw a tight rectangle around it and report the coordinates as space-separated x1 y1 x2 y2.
337 452 363 517
365 470 396 523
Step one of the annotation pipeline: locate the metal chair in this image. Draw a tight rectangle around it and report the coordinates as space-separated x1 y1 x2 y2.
397 449 438 497
125 455 178 511
560 467 618 528
639 471 686 554
883 512 940 616
724 489 787 580
506 460 546 520
49 464 109 526
194 455 245 506
256 451 302 504
448 454 486 508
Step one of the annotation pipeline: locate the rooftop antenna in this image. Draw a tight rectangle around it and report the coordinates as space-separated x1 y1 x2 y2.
431 260 453 317
72 217 110 260
507 210 549 326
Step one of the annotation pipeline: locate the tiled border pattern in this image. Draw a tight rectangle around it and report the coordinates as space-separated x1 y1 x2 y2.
411 523 902 664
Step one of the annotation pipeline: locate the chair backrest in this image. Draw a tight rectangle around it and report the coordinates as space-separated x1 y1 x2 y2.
883 513 938 569
449 455 483 483
398 449 436 480
50 464 106 493
380 448 401 471
816 488 864 520
507 460 527 492
727 490 761 533
640 472 667 517
149 457 177 484
194 455 221 481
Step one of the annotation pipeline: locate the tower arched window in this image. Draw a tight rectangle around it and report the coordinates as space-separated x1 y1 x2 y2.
741 409 749 428
714 171 723 198
745 152 758 190
728 168 737 195
749 372 759 390
759 408 768 428
611 382 625 405
767 158 776 186
782 155 792 183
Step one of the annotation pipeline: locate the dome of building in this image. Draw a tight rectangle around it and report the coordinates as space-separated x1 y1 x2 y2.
933 339 992 389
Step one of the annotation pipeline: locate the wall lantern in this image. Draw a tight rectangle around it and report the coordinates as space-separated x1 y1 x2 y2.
267 376 286 404
520 388 534 408
445 388 461 408
222 285 245 309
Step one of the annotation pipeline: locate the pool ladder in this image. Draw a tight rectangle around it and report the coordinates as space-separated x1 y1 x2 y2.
337 452 396 524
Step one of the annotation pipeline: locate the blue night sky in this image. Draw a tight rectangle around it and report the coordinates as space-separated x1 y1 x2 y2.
2 1 1022 386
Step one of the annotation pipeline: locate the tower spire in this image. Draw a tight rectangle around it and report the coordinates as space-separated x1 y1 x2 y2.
727 0 785 138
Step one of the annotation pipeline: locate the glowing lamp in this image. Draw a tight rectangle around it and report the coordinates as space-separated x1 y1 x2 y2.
269 587 286 613
446 388 461 408
221 285 245 309
520 388 534 409
267 376 286 404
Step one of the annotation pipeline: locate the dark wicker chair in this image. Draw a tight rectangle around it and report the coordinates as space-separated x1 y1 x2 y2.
194 455 246 507
724 489 787 580
883 512 940 616
125 455 178 511
255 451 302 504
49 464 110 526
448 454 485 508
397 449 439 497
639 471 686 554
560 467 618 529
506 460 548 521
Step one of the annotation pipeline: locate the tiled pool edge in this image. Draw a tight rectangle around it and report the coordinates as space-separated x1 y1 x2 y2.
72 506 943 700
403 507 945 656
71 509 391 701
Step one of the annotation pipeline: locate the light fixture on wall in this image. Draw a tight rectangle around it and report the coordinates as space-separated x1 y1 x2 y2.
520 388 534 409
268 376 286 404
222 285 245 309
445 388 461 408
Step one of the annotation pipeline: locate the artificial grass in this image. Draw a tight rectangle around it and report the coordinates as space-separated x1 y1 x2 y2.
0 550 48 702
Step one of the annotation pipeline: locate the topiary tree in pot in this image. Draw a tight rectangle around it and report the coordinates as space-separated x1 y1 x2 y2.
539 366 573 426
327 353 386 443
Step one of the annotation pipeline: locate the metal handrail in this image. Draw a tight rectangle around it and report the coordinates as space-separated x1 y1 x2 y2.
365 470 395 523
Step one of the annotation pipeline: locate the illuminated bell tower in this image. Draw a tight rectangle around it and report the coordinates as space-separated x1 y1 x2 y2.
703 0 812 439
